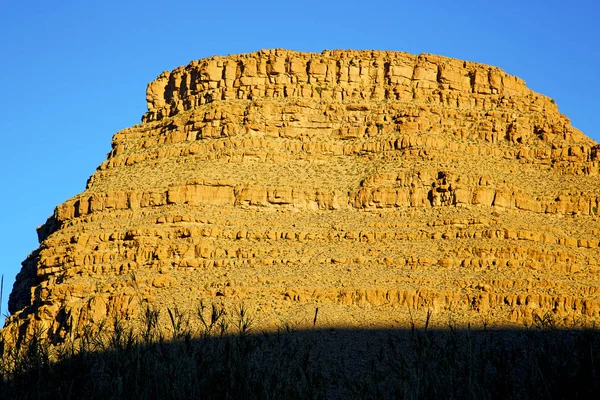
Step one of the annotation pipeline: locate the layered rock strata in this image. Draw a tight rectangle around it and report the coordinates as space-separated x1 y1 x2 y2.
4 49 600 344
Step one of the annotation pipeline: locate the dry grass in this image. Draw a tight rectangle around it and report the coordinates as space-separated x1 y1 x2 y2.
0 303 325 399
1 304 599 399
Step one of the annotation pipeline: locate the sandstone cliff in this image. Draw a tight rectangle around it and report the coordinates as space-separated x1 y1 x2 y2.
3 49 600 344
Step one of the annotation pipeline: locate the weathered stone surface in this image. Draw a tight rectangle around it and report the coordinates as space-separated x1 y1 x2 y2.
3 49 600 344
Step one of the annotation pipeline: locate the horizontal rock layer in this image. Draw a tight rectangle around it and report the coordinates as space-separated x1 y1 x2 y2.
4 49 600 345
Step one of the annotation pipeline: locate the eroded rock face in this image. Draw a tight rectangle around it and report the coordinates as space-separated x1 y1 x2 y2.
3 49 600 344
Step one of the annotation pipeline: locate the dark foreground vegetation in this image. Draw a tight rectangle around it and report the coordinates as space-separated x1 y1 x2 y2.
1 305 599 399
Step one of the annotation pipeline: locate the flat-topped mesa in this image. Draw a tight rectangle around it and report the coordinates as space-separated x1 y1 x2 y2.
143 49 549 121
3 49 600 348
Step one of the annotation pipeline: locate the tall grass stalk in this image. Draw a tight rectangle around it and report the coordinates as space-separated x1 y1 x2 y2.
1 274 3 320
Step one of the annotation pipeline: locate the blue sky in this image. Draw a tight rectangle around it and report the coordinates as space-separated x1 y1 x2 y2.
0 0 598 325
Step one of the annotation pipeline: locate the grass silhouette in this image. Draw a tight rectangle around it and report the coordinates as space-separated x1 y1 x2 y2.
1 303 599 399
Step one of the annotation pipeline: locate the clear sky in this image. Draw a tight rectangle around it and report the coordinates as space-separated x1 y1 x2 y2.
0 0 598 326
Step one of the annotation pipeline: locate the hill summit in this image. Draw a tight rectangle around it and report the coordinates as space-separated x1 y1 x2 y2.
4 49 600 343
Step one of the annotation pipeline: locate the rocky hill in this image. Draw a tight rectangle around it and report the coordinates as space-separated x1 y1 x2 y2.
3 49 600 344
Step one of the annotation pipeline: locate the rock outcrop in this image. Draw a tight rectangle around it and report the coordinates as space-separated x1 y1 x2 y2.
3 49 600 344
